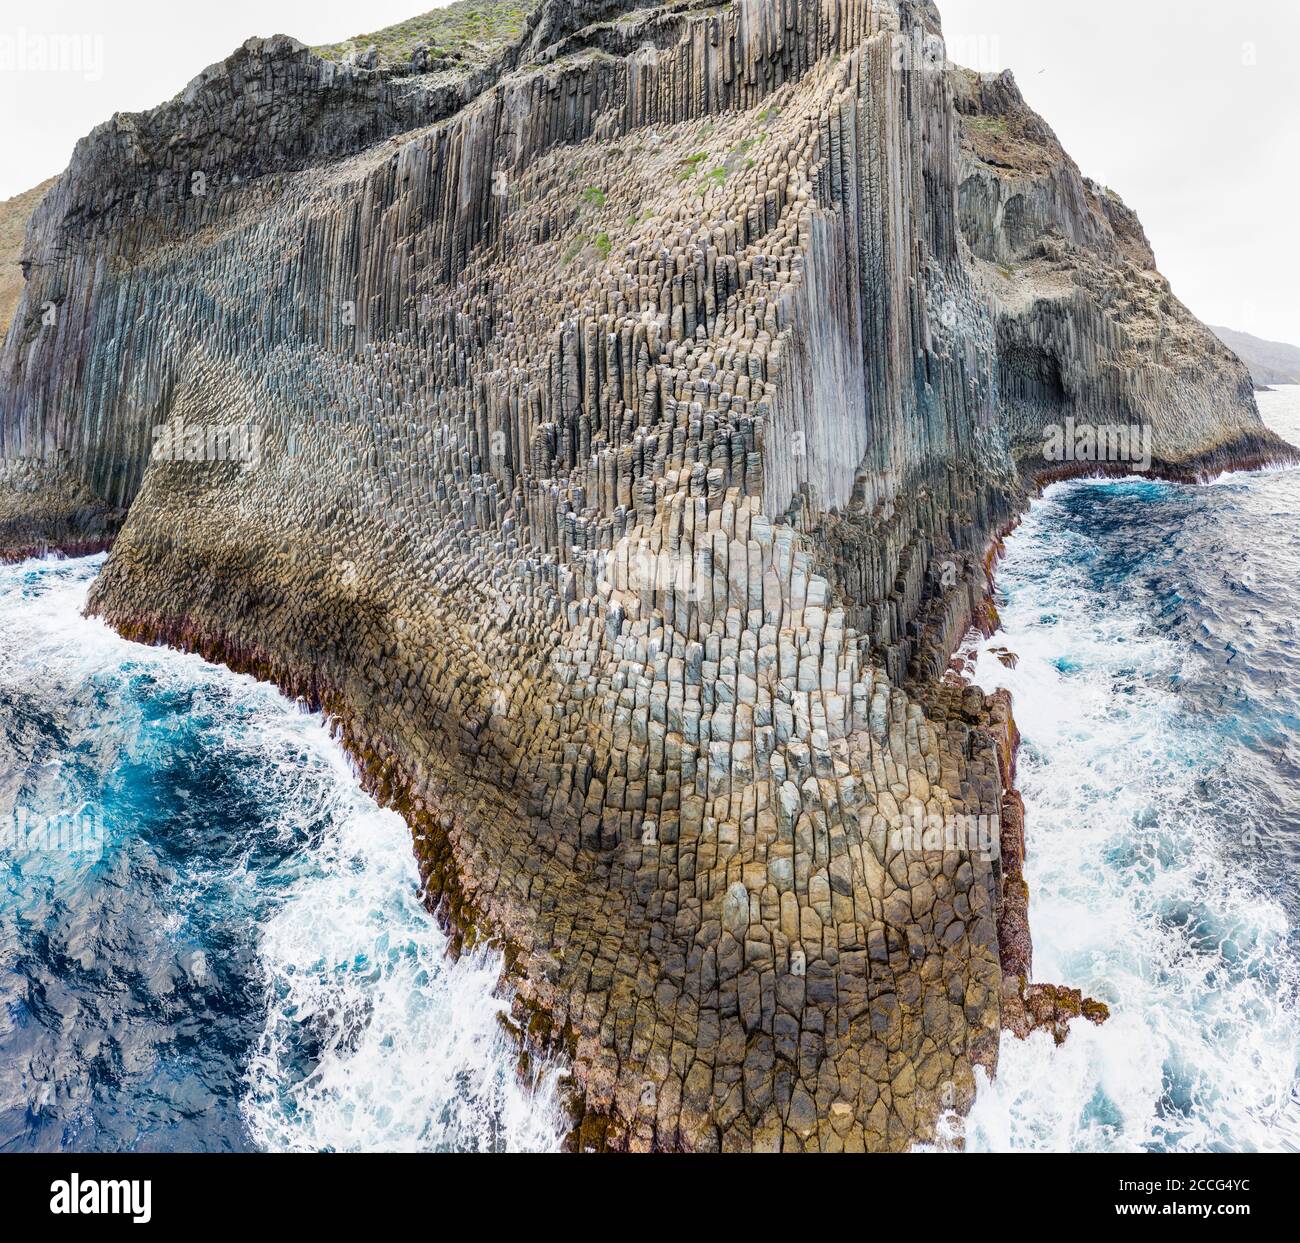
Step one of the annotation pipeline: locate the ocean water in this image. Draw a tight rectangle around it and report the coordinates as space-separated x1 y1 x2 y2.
0 558 565 1152
960 388 1300 1152
4 400 1299 1156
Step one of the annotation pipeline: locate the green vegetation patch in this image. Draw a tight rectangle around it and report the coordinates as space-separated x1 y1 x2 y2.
563 232 613 264
676 151 710 181
313 0 529 68
964 113 1010 136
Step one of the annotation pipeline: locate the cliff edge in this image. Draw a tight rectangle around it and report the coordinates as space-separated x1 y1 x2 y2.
0 0 1290 1150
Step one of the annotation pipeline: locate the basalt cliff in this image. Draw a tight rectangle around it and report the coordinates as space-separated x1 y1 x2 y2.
0 0 1290 1151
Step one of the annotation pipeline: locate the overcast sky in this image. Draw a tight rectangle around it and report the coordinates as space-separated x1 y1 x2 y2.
2 0 1296 343
940 0 1299 344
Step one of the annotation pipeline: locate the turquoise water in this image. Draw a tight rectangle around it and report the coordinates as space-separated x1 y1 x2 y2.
0 558 564 1151
4 394 1299 1152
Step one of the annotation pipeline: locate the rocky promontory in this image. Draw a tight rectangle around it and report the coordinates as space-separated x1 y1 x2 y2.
1 0 1290 1150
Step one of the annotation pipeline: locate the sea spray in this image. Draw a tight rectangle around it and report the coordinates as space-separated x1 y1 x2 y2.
0 555 565 1152
955 391 1300 1151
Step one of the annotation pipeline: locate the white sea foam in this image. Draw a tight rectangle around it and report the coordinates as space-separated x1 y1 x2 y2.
957 487 1300 1152
0 555 567 1152
239 711 567 1152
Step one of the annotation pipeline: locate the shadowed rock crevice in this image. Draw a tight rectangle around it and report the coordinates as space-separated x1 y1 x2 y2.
953 64 1295 478
0 0 1290 1150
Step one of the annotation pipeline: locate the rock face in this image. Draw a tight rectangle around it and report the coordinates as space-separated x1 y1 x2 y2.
953 67 1288 478
0 179 58 339
0 0 1289 1149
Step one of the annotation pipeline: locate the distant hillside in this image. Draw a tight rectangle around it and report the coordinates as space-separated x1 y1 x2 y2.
1211 325 1300 389
0 179 56 336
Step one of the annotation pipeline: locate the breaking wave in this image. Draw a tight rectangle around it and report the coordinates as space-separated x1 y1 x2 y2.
0 556 564 1152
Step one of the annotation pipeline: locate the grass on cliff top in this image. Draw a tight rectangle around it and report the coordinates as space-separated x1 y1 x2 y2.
313 0 530 67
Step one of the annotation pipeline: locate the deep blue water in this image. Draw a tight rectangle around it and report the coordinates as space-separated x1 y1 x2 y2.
0 560 563 1152
3 395 1300 1152
962 389 1300 1151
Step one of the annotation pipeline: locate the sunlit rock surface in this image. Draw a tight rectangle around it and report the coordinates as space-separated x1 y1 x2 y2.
0 0 1287 1149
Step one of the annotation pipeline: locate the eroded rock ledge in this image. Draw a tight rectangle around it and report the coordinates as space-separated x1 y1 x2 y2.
1 0 1290 1150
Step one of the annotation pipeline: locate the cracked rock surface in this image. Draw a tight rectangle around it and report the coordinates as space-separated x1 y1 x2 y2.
0 0 1286 1149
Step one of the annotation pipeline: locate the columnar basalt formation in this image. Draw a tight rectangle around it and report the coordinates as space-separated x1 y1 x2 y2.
0 0 1287 1150
953 67 1292 478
